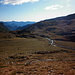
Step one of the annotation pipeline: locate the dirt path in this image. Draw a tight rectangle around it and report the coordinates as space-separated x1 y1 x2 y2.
46 37 75 50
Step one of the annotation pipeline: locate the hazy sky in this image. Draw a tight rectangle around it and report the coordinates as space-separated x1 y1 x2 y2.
0 0 75 22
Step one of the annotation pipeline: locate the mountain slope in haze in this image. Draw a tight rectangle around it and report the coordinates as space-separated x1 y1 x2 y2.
0 22 9 32
3 21 35 31
16 24 32 30
0 22 15 38
15 13 75 42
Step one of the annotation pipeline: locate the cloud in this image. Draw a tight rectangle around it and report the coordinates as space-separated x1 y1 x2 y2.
45 4 63 10
67 4 71 7
0 0 39 5
33 8 36 10
44 0 48 1
67 0 70 2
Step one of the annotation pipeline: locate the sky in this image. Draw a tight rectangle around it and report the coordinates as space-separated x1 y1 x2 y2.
0 0 75 22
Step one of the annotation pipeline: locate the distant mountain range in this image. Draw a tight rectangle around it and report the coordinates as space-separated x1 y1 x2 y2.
0 21 35 31
15 13 75 42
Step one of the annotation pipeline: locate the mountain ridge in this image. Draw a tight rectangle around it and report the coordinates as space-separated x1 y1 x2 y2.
0 21 35 31
0 22 9 32
15 13 75 42
0 22 15 38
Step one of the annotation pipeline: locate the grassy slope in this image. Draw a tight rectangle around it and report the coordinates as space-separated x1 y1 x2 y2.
0 37 63 56
0 37 75 75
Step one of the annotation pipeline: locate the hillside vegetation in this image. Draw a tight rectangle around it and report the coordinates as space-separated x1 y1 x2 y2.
15 13 75 42
0 13 75 75
0 37 75 75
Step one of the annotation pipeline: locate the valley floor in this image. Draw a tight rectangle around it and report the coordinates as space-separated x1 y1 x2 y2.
0 37 75 75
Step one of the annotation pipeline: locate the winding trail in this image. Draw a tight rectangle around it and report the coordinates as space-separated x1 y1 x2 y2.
46 38 56 47
46 38 75 50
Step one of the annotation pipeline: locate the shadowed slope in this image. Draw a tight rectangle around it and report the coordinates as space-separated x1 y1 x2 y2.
0 22 15 38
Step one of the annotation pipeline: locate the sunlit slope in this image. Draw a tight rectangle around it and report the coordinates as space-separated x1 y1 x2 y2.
15 13 75 42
